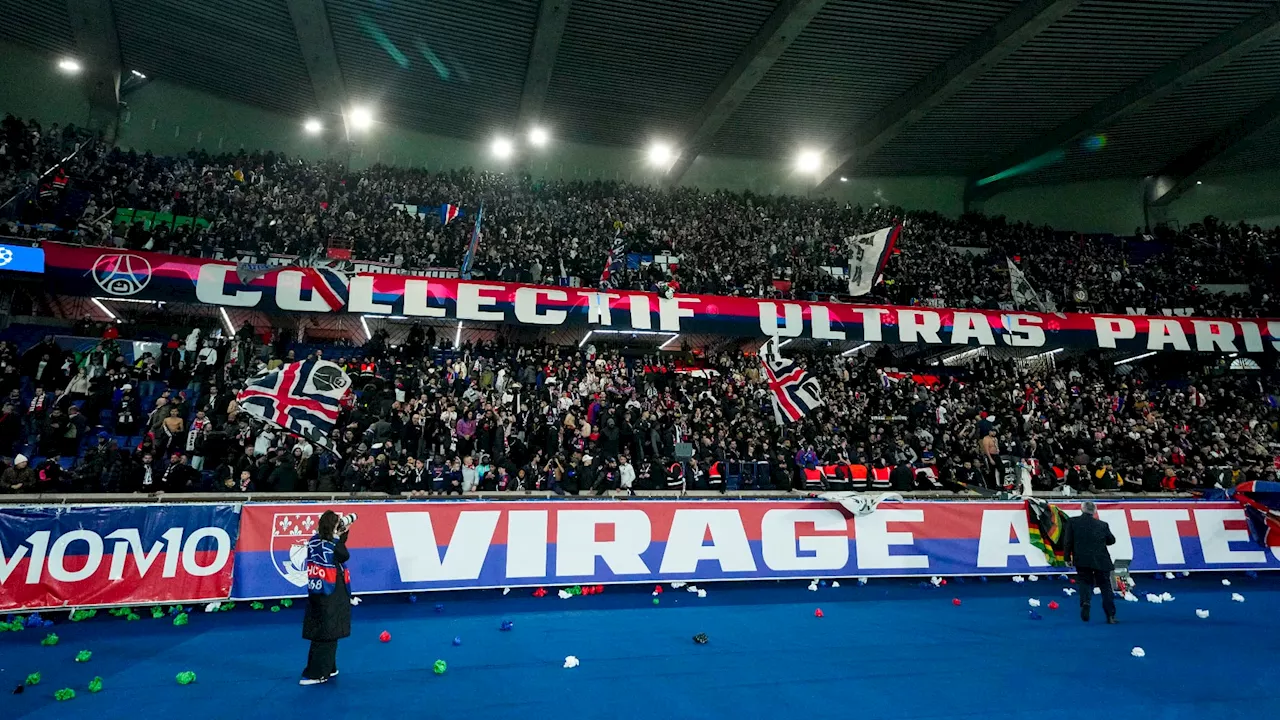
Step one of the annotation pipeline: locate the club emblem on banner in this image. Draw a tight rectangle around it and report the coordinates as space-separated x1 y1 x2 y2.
92 253 153 296
270 512 322 587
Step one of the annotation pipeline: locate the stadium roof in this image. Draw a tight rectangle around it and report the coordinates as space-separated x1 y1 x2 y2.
5 0 1280 196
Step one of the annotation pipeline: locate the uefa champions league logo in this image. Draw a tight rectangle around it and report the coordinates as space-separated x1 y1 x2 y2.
0 247 13 267
270 512 322 587
92 253 153 296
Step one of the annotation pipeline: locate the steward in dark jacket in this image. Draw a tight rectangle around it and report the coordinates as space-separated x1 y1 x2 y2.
1064 501 1117 624
301 511 352 684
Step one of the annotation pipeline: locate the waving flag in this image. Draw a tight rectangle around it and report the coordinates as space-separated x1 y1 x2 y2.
1231 481 1280 548
297 266 349 311
237 359 351 455
846 224 900 296
1026 498 1070 567
460 203 484 278
759 337 823 425
439 203 463 225
600 233 627 285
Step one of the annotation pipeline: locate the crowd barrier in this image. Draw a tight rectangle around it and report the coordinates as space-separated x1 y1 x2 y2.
2 498 1276 611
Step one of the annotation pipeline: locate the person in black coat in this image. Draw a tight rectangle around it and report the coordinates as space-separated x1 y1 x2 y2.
301 510 352 685
1064 500 1117 623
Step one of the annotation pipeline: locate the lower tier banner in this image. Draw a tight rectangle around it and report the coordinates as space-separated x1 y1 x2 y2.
231 500 1280 599
0 504 241 611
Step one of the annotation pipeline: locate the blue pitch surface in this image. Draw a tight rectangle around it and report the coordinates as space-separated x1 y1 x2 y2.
3 575 1277 720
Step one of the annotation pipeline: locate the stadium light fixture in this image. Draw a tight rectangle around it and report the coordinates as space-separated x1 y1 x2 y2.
796 149 822 175
841 342 871 356
1024 347 1064 361
840 176 848 182
359 316 372 341
647 142 674 168
130 69 146 79
89 297 116 320
218 307 235 336
491 136 515 159
454 321 463 348
303 118 323 135
659 334 681 350
57 58 82 75
528 126 549 148
348 106 375 132
1113 351 1157 366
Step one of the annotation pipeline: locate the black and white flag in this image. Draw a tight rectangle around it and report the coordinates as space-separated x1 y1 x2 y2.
846 225 900 296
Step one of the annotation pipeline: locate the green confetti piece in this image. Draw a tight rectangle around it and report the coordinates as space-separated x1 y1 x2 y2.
250 601 264 610
14 614 26 625
652 597 660 605
87 677 103 693
219 602 235 612
150 607 165 619
11 622 25 632
0 621 11 632
126 613 141 622
570 585 582 595
432 659 447 675
175 671 196 685
279 599 293 608
25 672 41 686
108 608 129 617
40 633 59 646
70 609 97 622
75 650 92 663
172 613 189 626
54 688 76 701
168 605 182 614
270 606 280 613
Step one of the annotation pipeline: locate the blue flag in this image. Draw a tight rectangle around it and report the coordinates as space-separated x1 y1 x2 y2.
460 203 484 278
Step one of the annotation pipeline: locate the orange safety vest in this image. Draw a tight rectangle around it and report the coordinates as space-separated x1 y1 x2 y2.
871 467 892 488
849 464 869 488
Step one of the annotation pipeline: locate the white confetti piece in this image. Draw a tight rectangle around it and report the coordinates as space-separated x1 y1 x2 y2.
502 588 510 596
204 602 220 613
671 582 687 589
1063 588 1077 596
1145 594 1162 604
1028 575 1039 582
1160 592 1174 602
1131 647 1145 658
350 596 362 606
1196 609 1210 619
857 577 868 585
1181 571 1191 577
1164 572 1175 579
808 583 818 592
563 656 580 669
1123 592 1139 602
558 590 572 599
1222 579 1232 586
687 585 699 593
1232 593 1245 602
1093 587 1101 595
930 576 942 587
1012 576 1025 583
1028 598 1041 607
697 589 707 598
831 581 841 588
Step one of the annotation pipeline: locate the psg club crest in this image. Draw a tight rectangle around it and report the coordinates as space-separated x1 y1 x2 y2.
270 512 322 587
92 253 153 296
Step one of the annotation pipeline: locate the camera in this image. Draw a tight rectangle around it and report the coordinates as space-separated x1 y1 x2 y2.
338 513 358 531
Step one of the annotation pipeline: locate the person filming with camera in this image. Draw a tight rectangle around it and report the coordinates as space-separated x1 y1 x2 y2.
300 510 356 685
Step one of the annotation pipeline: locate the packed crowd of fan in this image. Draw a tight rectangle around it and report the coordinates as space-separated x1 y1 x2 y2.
1 321 1277 497
2 115 1278 318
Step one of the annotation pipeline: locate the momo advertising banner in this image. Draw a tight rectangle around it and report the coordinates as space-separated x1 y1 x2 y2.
0 504 241 611
42 242 1280 354
231 500 1280 599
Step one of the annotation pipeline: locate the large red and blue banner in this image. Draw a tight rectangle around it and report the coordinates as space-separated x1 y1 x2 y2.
0 504 240 611
230 500 1280 600
41 242 1280 353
